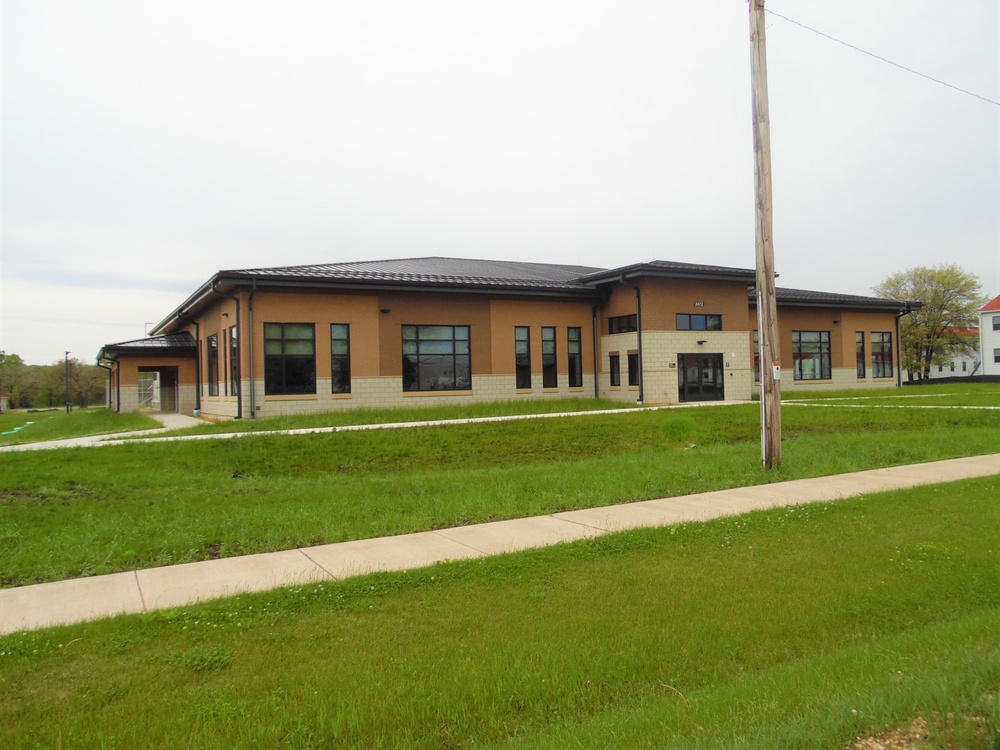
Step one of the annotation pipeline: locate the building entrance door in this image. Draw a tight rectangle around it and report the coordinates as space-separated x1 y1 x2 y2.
678 354 724 402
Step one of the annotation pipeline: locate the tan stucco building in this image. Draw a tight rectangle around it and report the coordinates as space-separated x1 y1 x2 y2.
97 257 915 419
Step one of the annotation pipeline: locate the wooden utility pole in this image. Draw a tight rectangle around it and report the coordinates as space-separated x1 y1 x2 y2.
749 0 782 467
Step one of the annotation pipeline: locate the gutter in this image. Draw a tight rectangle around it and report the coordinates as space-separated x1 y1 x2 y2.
895 302 919 387
591 305 600 398
177 314 201 412
248 279 257 418
96 361 113 409
212 282 243 420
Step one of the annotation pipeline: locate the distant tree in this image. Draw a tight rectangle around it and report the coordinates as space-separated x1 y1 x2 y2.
873 265 985 381
0 351 38 410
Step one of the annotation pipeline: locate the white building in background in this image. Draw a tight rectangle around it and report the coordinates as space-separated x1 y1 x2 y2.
980 294 1000 376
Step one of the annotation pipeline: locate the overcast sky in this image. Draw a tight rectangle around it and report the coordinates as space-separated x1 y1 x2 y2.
2 0 998 365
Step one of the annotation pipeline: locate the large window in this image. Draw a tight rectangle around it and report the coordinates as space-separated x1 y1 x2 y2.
627 352 639 386
402 325 470 391
229 326 239 396
791 331 831 381
567 327 582 387
856 331 866 378
542 327 557 388
608 314 637 334
264 323 316 395
609 354 621 386
207 334 219 396
515 327 531 389
676 313 721 331
872 332 893 378
993 315 1000 331
331 324 351 393
753 330 760 382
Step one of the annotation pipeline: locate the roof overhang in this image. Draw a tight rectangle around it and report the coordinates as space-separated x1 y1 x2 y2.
98 332 198 362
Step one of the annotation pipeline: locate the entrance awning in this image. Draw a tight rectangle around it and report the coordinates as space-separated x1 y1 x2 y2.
97 332 197 362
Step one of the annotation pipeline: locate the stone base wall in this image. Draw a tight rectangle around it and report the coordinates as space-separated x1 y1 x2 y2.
753 368 898 394
195 374 597 419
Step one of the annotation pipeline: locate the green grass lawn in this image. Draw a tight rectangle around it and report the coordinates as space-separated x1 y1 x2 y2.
2 384 1000 586
0 408 160 446
2 477 998 748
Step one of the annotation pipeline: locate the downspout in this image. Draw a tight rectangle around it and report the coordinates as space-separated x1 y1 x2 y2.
591 305 600 398
895 303 916 388
178 314 201 412
248 280 257 418
96 361 113 409
623 274 644 404
214 283 243 420
114 360 121 412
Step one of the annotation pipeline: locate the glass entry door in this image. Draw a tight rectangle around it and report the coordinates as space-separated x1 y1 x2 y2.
678 354 724 402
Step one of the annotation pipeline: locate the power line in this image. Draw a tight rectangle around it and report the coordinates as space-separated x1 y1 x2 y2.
764 8 1000 108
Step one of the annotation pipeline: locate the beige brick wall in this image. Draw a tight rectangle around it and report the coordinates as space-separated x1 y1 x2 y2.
228 373 596 418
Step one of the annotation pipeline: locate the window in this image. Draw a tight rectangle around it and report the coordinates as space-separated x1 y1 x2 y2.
627 352 639 386
402 325 470 391
994 348 1000 364
542 327 557 388
753 330 760 382
791 331 831 381
515 327 531 389
331 324 351 393
229 326 239 396
264 323 316 395
676 313 721 331
856 331 865 378
950 360 956 372
872 332 893 378
567 327 583 387
609 354 621 386
993 315 1000 331
608 314 637 334
962 361 967 372
207 334 219 396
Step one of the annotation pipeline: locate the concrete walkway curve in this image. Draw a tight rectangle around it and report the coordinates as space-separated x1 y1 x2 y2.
2 452 999 635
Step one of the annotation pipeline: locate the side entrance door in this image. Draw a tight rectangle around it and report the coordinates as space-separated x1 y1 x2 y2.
678 353 724 402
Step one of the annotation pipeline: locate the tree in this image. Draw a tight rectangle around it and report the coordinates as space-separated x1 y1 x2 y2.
0 351 37 410
872 265 985 381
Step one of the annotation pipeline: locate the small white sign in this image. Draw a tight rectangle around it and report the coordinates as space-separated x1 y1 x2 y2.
772 361 781 381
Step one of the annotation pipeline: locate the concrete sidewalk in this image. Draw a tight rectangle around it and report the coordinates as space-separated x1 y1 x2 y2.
3 452 999 635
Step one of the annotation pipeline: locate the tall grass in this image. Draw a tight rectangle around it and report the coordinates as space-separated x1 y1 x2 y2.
0 408 159 446
2 390 1000 586
2 477 998 748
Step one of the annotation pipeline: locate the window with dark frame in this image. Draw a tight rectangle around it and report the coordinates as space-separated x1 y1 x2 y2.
676 313 722 331
207 334 219 396
331 324 351 393
229 326 238 396
402 325 471 391
542 327 557 388
608 314 637 334
567 327 582 387
856 331 865 378
994 348 1000 364
264 323 316 395
753 330 760 382
609 354 621 386
994 315 1000 331
872 331 893 378
515 326 531 389
627 352 639 386
791 330 831 381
